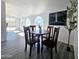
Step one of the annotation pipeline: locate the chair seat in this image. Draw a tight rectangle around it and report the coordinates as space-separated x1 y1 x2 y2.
27 38 37 45
43 35 53 39
43 40 55 48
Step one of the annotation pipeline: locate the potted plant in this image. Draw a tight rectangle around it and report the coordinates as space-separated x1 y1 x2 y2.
65 0 77 51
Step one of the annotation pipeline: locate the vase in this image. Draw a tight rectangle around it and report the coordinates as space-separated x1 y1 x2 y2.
39 25 42 33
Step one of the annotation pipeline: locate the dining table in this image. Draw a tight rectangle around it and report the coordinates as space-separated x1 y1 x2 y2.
30 30 49 54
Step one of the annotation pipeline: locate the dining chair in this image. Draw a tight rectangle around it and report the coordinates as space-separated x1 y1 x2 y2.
43 25 53 40
47 25 54 38
23 26 37 56
41 27 60 59
29 25 36 38
30 25 36 31
41 26 54 52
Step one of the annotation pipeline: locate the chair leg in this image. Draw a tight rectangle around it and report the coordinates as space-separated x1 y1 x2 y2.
25 43 27 51
29 45 32 56
41 36 43 53
50 48 53 59
41 43 43 53
55 45 57 53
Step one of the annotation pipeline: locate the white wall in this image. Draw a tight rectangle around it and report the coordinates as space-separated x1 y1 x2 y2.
1 0 6 42
74 28 78 59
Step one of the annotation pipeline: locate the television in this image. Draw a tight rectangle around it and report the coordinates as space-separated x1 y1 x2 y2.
49 10 67 26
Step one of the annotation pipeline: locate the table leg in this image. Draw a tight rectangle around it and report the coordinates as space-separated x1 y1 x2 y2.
37 35 40 54
41 36 43 53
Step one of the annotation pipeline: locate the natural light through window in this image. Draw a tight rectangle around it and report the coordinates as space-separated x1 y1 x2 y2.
19 17 31 31
34 16 44 30
25 18 31 26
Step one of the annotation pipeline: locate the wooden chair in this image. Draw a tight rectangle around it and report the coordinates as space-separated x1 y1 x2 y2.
30 25 36 31
43 25 53 39
23 26 37 56
41 27 60 59
29 25 36 38
47 25 53 38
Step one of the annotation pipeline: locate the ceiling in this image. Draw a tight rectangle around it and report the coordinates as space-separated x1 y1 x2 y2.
3 0 48 6
3 0 68 17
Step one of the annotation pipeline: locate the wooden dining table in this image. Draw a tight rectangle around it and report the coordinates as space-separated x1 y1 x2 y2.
30 30 49 54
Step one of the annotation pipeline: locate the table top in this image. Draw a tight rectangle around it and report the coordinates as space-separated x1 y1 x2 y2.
30 30 49 35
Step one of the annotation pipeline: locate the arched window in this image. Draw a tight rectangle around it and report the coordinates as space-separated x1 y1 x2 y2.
34 16 44 30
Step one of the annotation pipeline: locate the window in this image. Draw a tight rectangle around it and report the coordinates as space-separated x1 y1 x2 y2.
25 18 31 26
19 17 31 31
6 17 16 27
34 16 44 30
6 17 16 31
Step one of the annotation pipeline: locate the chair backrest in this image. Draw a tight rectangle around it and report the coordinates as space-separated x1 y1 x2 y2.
52 27 60 45
23 26 30 42
47 26 53 38
30 25 36 31
29 25 36 39
47 26 52 33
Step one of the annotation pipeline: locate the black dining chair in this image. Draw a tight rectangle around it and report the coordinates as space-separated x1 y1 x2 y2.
29 25 37 39
47 25 54 38
43 25 53 39
41 27 60 59
41 26 54 51
23 26 37 56
30 25 36 31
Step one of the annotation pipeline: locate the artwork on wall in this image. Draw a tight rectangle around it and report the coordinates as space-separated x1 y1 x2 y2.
49 10 67 26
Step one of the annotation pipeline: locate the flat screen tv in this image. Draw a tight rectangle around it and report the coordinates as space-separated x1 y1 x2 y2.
49 10 67 26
